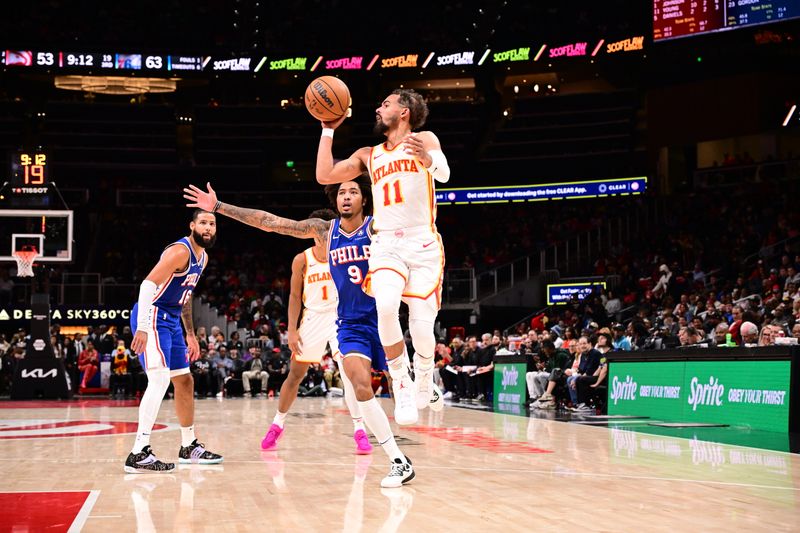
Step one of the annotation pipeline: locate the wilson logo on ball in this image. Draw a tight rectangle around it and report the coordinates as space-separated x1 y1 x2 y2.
313 81 335 108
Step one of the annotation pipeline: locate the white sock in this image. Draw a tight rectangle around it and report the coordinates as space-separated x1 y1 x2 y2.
131 367 170 454
358 398 403 462
414 353 434 373
180 425 196 447
353 418 366 433
273 411 288 428
387 348 410 382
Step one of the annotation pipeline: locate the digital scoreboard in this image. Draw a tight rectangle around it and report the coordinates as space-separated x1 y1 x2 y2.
654 0 800 41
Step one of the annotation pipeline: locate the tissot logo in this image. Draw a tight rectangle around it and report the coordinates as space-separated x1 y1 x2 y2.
21 368 57 379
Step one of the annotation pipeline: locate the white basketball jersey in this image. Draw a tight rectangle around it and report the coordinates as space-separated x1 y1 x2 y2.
303 247 337 313
368 141 437 232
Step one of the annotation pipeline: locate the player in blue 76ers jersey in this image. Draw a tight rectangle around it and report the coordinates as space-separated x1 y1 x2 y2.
124 210 223 474
184 177 415 488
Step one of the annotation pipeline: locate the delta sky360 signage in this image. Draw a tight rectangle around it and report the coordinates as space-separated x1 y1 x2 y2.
608 360 791 432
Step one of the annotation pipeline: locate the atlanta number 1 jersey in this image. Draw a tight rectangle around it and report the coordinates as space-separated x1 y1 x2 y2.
302 247 337 313
368 141 437 232
328 216 374 322
152 237 206 316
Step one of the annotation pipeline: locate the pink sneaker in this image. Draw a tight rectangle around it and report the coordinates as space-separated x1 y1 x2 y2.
261 424 284 450
354 429 373 455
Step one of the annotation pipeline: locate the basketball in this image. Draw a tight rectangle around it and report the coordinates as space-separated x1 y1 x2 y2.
304 76 351 122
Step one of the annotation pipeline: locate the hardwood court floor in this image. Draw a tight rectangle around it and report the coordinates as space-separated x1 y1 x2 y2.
1 396 798 532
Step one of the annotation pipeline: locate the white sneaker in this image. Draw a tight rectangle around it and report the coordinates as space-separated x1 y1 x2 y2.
380 456 415 488
413 357 434 409
392 374 418 425
428 383 444 412
443 391 454 400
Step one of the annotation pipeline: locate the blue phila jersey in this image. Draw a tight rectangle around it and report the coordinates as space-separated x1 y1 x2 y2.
152 237 206 315
328 216 375 322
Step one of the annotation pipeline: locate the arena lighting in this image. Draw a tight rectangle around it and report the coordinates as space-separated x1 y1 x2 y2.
54 75 177 94
783 105 797 127
533 83 539 92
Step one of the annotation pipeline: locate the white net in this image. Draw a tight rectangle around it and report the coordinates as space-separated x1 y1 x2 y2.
13 250 38 277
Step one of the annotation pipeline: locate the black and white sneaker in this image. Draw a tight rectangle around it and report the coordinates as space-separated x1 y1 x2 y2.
124 446 175 474
380 456 415 488
178 439 224 464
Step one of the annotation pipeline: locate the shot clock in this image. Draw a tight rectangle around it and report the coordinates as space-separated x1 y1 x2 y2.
11 152 48 188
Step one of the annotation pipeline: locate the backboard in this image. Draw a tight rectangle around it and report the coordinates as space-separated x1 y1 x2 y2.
0 209 73 262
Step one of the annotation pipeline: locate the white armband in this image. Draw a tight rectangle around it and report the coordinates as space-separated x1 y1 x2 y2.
426 149 450 183
136 280 159 333
321 128 334 138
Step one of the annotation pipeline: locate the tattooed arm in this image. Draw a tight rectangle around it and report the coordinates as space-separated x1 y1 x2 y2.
183 182 331 245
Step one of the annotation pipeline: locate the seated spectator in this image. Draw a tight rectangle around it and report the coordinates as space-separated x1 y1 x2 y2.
535 336 601 409
740 321 759 346
572 355 609 412
298 364 326 397
242 346 268 397
191 350 215 397
611 323 631 351
321 353 343 391
432 340 452 393
713 322 732 346
78 341 99 389
211 348 233 397
678 326 705 347
266 348 288 396
525 340 571 403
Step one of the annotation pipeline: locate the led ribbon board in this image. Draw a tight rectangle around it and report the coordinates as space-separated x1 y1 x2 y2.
435 176 647 205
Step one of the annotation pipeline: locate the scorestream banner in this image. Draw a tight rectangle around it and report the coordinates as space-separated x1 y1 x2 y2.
608 360 792 432
435 176 646 205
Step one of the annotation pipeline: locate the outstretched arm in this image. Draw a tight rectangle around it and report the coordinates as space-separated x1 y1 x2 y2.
184 183 331 243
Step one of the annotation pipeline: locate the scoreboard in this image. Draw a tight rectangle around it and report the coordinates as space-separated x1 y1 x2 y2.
2 50 204 72
654 0 800 41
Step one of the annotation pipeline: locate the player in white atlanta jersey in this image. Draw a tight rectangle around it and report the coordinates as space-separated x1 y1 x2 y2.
261 209 373 455
316 88 449 425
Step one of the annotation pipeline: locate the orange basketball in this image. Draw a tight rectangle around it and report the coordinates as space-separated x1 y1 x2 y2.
304 76 351 122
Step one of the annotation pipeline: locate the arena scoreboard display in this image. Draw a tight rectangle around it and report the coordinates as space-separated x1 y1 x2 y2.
654 0 800 41
1 151 59 208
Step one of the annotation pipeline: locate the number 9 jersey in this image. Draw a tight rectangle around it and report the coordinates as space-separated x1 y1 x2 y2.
327 216 375 323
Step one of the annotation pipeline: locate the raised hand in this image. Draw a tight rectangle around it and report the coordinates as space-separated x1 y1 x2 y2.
183 182 218 212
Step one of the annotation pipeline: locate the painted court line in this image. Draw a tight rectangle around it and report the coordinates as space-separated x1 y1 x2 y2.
68 490 100 533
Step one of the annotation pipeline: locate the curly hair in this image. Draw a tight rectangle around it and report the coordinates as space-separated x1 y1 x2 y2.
324 174 373 216
392 88 429 130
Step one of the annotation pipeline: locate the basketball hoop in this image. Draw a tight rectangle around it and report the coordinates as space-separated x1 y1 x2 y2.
13 247 38 278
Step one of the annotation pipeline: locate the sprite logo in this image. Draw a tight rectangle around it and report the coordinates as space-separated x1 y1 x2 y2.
501 367 518 388
610 375 637 405
687 376 724 411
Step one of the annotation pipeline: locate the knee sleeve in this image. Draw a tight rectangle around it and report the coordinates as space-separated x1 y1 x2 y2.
409 318 436 362
139 367 170 421
371 270 405 345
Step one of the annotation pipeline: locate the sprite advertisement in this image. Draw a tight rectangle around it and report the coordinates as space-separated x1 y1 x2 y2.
493 361 527 406
608 360 791 432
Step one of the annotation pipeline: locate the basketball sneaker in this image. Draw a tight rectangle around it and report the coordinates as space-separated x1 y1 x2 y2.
354 429 373 454
428 383 444 412
380 456 415 488
413 355 435 409
178 440 224 464
392 374 418 425
261 423 284 450
124 446 175 474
